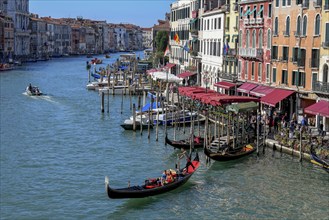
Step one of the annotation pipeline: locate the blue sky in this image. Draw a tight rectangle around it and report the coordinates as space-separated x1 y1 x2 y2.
29 0 175 27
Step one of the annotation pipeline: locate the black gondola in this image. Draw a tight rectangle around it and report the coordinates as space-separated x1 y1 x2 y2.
310 145 329 172
105 153 200 199
204 143 256 161
120 122 153 130
165 135 205 149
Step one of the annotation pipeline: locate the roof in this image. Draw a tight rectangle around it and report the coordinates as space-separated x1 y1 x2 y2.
304 100 329 117
260 89 295 107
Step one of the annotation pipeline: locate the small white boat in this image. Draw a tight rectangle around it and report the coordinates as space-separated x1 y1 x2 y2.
120 119 153 130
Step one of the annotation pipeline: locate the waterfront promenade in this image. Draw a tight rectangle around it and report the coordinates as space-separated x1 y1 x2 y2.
0 54 328 219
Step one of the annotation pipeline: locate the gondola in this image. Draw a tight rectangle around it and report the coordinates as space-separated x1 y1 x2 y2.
105 153 200 199
310 145 329 172
165 135 205 149
26 84 43 96
120 120 153 130
204 143 256 161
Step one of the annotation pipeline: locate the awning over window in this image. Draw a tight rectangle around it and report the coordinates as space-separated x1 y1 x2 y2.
304 100 329 117
249 85 275 97
237 82 258 94
177 71 196 78
214 81 236 90
260 89 295 107
165 63 176 69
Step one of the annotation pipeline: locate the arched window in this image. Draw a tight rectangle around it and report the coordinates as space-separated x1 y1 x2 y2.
302 15 307 36
246 30 250 48
296 16 301 35
259 30 263 48
285 16 290 36
267 29 271 49
315 14 320 35
252 30 256 48
274 17 278 35
323 64 329 83
239 30 242 47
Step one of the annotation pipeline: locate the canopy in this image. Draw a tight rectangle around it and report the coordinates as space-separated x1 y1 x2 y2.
237 82 258 94
164 63 176 69
177 71 196 78
260 89 295 107
206 96 260 106
151 71 182 83
138 102 160 112
304 100 329 117
214 81 236 90
226 101 258 114
249 85 275 97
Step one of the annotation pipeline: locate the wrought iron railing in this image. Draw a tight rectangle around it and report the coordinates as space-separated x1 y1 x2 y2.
312 81 329 93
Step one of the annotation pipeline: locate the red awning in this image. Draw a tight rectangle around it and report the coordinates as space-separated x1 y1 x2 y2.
177 71 196 78
304 100 329 117
237 82 258 94
206 95 259 106
214 81 236 90
260 89 295 107
165 63 176 68
249 85 275 97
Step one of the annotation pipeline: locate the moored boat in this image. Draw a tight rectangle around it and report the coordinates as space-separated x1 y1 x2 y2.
204 143 256 161
120 119 153 130
165 135 206 149
310 145 329 172
105 153 200 199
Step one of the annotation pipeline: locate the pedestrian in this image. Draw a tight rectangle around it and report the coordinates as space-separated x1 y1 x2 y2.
282 112 289 128
273 112 280 133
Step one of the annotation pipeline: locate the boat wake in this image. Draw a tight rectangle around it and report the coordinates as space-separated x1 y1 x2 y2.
22 92 59 104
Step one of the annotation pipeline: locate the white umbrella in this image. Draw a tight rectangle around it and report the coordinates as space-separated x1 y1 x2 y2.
151 71 182 83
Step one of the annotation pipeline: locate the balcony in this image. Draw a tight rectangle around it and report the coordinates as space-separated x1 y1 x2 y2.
309 58 319 69
289 57 298 63
192 10 198 18
218 71 238 82
190 50 198 57
238 48 263 60
283 30 290 37
279 56 288 62
190 29 199 38
256 18 263 24
322 41 329 49
243 19 249 25
313 0 322 7
294 31 300 37
249 18 256 25
312 81 329 94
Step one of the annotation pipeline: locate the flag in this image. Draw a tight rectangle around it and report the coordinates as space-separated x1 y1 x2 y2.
164 45 170 57
174 33 180 44
183 41 190 52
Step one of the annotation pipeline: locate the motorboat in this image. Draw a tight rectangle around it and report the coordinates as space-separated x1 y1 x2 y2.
26 84 43 96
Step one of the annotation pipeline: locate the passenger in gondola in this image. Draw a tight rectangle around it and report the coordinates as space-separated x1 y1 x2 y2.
28 83 33 92
165 171 174 184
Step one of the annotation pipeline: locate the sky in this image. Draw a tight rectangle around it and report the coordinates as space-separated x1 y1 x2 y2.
29 0 176 28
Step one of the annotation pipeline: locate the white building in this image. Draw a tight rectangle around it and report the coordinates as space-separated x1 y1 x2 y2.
142 27 153 49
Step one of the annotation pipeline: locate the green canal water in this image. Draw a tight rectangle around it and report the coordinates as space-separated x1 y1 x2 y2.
0 53 328 219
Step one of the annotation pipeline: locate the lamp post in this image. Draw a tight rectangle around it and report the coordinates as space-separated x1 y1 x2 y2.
203 71 210 93
165 67 169 104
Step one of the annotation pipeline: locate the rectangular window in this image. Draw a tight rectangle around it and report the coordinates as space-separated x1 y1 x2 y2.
266 63 270 82
276 0 279 7
292 70 297 86
219 17 221 29
238 60 242 76
218 41 221 56
282 70 288 84
268 4 272 17
258 63 262 81
282 46 289 61
292 47 298 62
214 19 217 30
251 62 255 79
260 5 264 18
283 0 286 6
272 67 277 83
272 46 278 59
287 0 291 5
245 61 249 79
311 49 319 68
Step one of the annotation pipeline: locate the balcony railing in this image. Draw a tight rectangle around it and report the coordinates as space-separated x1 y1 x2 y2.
289 57 298 63
249 18 256 25
283 30 290 37
322 41 329 48
309 58 319 69
312 81 329 93
294 31 300 37
256 18 263 24
190 29 199 37
238 48 263 60
243 19 249 25
313 0 322 7
218 71 238 82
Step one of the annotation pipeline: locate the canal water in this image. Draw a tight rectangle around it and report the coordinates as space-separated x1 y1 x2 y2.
1 52 328 219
